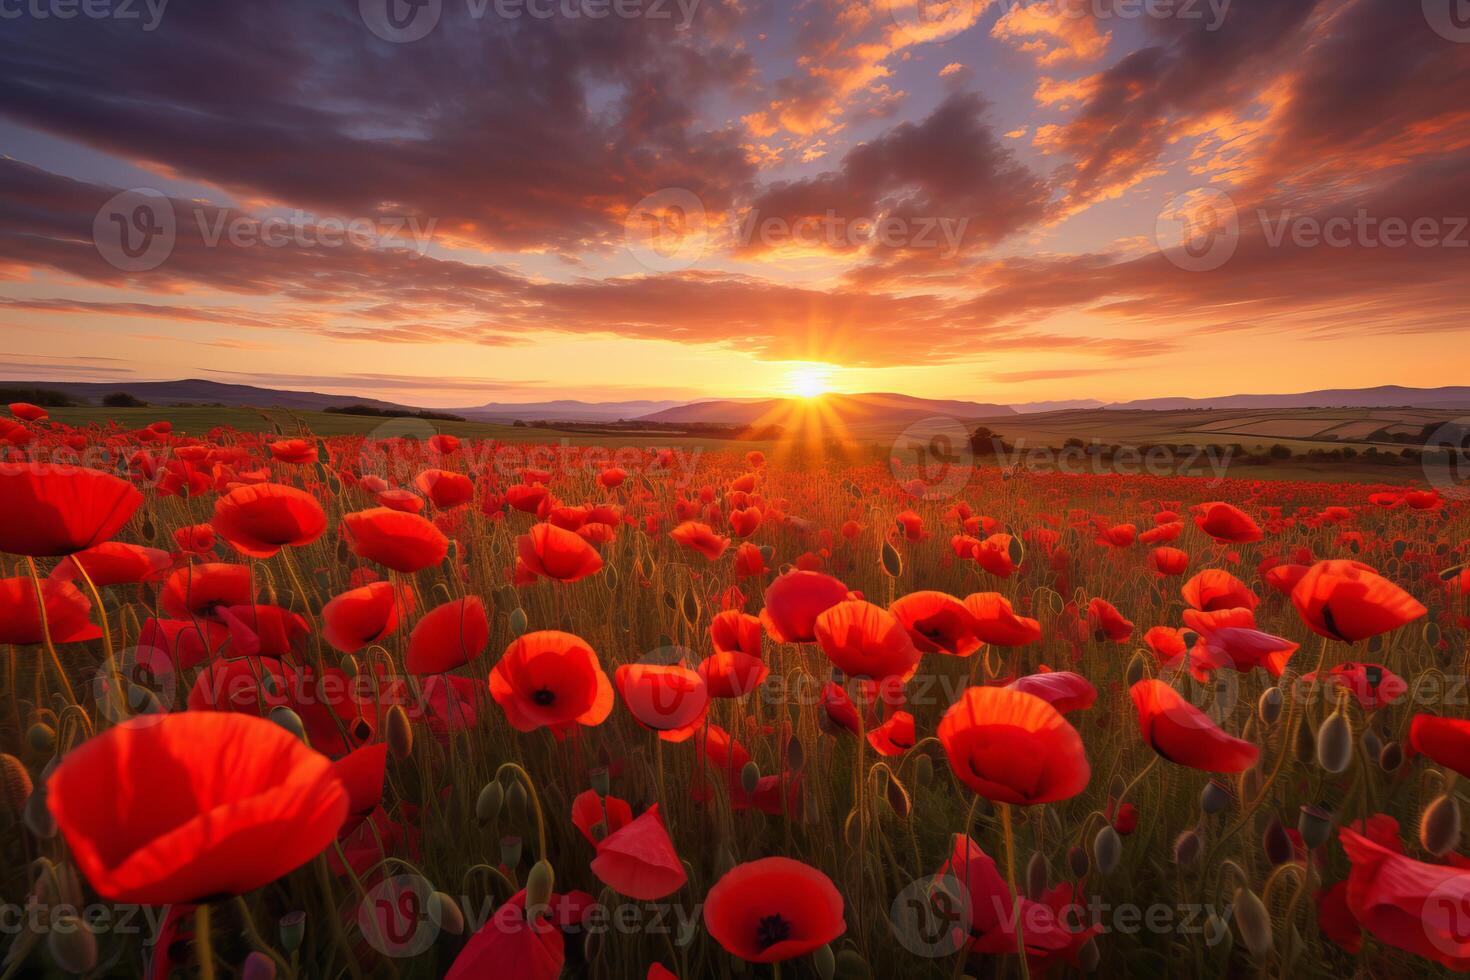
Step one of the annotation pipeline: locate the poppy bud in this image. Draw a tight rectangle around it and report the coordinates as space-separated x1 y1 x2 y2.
525 860 554 919
26 723 54 753
1297 804 1332 850
1233 887 1272 959
242 951 277 980
815 942 836 980
279 911 305 953
1079 936 1101 972
338 654 359 678
740 761 760 795
430 891 465 936
1360 727 1382 761
1125 653 1146 687
1067 845 1089 878
1173 828 1202 866
1240 765 1262 802
386 705 413 759
1262 816 1292 865
590 766 611 797
267 705 306 741
0 753 32 815
914 753 933 785
1204 910 1231 950
1316 711 1352 774
1201 779 1231 815
1420 793 1461 857
1294 716 1316 761
1257 687 1282 725
1025 852 1046 901
886 776 911 820
881 540 902 578
509 607 529 637
1094 825 1121 875
500 835 523 868
1379 740 1403 772
835 949 870 978
476 782 504 824
46 915 97 974
786 736 806 773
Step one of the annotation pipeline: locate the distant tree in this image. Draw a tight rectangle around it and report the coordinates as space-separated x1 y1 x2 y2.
102 392 148 408
1268 444 1292 460
0 387 78 407
969 426 1012 456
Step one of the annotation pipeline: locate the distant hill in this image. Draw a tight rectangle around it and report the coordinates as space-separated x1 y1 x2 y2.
0 378 412 412
1011 399 1108 414
639 392 1017 425
451 399 687 422
1109 385 1470 411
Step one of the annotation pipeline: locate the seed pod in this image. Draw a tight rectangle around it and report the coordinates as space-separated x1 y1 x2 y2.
1316 711 1353 774
740 761 760 795
1262 816 1293 865
1079 936 1101 972
509 607 529 637
1233 887 1272 958
885 775 911 820
1201 780 1231 815
386 705 413 759
1257 687 1283 725
500 836 523 868
26 723 55 753
1379 740 1403 772
1420 793 1462 857
1125 653 1147 687
268 705 306 741
1094 825 1121 875
0 753 32 815
681 590 699 626
814 943 836 980
508 781 527 823
1204 910 1232 951
1173 829 1202 866
590 766 611 797
525 860 555 917
1298 805 1333 850
242 951 277 980
881 540 902 578
1294 716 1316 761
1361 727 1383 761
476 782 504 824
430 891 465 936
1025 852 1046 900
338 653 359 678
279 911 306 953
786 736 806 773
47 915 98 974
1067 845 1089 878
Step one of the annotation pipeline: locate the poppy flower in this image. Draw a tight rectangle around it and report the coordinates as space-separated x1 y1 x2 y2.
517 523 604 583
598 467 626 489
1129 679 1259 772
814 600 921 682
1148 547 1189 577
1409 715 1470 778
269 439 317 464
1006 670 1097 714
1291 560 1426 642
1306 662 1406 711
962 593 1041 647
216 604 309 659
51 542 172 586
867 711 916 756
1087 598 1134 642
702 858 845 964
1143 626 1188 663
0 576 101 645
212 483 327 558
1264 563 1310 595
489 631 614 734
571 789 634 844
137 617 228 671
159 563 254 621
590 804 687 900
174 524 217 555
701 610 768 698
46 712 348 905
974 534 1020 578
342 508 449 573
0 463 143 557
729 508 762 538
1096 523 1137 548
1181 569 1257 612
760 570 849 644
1186 613 1298 679
615 662 709 741
406 597 489 674
821 682 863 736
375 489 424 514
1192 502 1263 543
939 686 1090 804
1139 522 1183 544
414 469 474 509
322 581 415 653
1339 827 1470 969
330 742 388 816
8 401 46 422
890 591 981 657
670 521 731 560
1316 881 1362 953
445 888 568 980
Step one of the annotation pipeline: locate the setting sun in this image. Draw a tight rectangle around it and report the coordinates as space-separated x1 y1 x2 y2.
787 366 832 399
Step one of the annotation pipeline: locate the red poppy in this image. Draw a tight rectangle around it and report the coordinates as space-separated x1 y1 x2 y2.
0 463 143 557
216 603 309 659
814 600 921 682
867 711 916 756
342 508 449 573
590 804 687 900
1129 679 1259 772
322 581 415 653
890 591 981 657
413 468 475 509
701 610 768 698
1007 670 1097 714
732 542 769 578
406 597 489 674
1186 611 1298 679
1096 523 1137 548
174 523 217 555
46 712 348 904
1192 501 1263 543
0 576 101 645
962 593 1041 647
1139 521 1183 544
760 570 849 644
1410 715 1470 778
517 523 604 583
1148 547 1189 576
615 662 709 741
51 542 172 586
1086 598 1134 642
8 401 46 421
1143 626 1188 663
1305 662 1406 711
1316 882 1362 953
269 439 317 464
670 521 730 560
974 533 1020 578
1291 560 1426 642
729 507 762 538
598 467 626 489
375 489 424 514
331 742 388 816
212 483 327 558
160 563 253 621
489 631 614 734
1181 569 1257 612
506 483 552 513
703 858 845 964
1339 827 1470 969
939 686 1090 804
571 789 634 844
821 682 863 736
1264 563 1310 595
445 888 569 980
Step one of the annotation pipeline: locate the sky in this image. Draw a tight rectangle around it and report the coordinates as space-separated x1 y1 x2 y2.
0 0 1467 408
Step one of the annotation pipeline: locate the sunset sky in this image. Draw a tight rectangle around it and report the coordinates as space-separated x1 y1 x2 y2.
1 0 1467 408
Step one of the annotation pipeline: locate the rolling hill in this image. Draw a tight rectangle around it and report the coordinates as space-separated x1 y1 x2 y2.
1109 385 1470 411
639 392 1016 425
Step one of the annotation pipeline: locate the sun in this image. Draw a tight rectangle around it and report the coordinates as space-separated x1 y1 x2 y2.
787 366 832 399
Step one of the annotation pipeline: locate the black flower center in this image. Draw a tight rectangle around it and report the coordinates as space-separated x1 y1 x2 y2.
756 913 792 951
532 687 557 706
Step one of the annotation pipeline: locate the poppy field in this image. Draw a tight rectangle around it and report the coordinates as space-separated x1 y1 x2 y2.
2 405 1470 979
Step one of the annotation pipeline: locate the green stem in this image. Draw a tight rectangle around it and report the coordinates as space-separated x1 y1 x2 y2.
1000 804 1031 980
194 904 215 980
